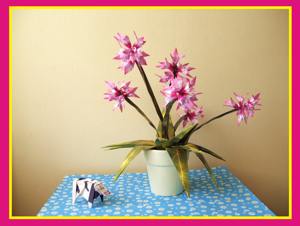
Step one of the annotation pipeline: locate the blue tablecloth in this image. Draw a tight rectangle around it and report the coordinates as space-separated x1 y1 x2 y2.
38 166 274 216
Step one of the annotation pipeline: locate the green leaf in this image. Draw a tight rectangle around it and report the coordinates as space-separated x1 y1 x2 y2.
179 125 198 145
170 144 219 189
156 120 163 138
157 112 175 139
194 152 218 188
154 138 169 149
169 124 197 146
174 115 185 132
167 117 175 139
187 143 225 161
162 100 175 139
114 146 153 181
103 140 155 150
167 147 190 197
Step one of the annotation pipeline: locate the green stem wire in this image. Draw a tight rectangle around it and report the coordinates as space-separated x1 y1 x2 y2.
135 61 163 122
194 109 237 132
125 97 156 130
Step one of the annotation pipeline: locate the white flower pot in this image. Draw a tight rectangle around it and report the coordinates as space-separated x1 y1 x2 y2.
144 149 184 196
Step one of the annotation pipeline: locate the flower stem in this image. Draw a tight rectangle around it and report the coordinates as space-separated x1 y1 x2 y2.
179 109 237 145
125 97 156 130
135 61 163 122
194 109 237 132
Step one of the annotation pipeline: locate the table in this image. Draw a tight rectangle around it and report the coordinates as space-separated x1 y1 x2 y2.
37 166 275 216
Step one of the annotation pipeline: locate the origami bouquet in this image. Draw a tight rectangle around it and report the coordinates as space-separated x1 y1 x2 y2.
103 32 261 196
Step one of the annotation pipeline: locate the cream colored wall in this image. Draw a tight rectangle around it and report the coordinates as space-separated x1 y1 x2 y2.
12 9 289 216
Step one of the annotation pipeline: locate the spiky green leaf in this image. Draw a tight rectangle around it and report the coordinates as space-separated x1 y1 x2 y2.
154 138 169 149
171 144 219 188
167 147 190 197
114 146 153 181
157 113 175 139
168 124 197 146
167 118 175 139
187 143 225 161
156 120 163 138
103 140 155 150
162 100 175 139
194 152 218 188
179 125 198 144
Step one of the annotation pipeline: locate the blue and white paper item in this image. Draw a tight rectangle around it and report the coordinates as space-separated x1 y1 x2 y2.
72 178 111 208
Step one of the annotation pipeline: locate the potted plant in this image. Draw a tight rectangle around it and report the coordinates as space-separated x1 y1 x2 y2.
103 32 261 197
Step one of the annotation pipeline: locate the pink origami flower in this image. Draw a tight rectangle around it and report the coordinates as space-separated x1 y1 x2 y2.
158 71 174 83
225 93 261 124
104 81 139 111
161 76 200 110
181 106 204 127
157 48 194 83
114 32 149 74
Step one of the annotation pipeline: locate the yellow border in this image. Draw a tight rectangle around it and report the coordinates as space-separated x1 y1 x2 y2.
288 5 293 220
9 6 292 220
9 5 13 221
9 216 292 220
9 6 292 10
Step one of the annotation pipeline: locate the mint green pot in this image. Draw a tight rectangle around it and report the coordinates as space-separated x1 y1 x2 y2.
144 149 184 196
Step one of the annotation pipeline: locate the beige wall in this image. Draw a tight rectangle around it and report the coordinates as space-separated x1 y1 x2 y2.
12 9 289 216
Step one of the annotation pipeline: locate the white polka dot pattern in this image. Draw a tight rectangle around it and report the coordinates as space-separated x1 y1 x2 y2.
37 166 275 216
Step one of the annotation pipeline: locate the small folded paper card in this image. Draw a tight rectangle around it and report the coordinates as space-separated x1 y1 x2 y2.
72 178 111 208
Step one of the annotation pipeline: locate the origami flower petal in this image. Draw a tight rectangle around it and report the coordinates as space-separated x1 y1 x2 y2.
170 48 183 65
161 76 201 112
104 81 139 111
157 49 195 84
114 33 132 48
225 93 261 124
181 106 204 127
114 32 149 74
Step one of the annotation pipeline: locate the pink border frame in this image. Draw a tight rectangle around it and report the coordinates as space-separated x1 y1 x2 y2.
1 0 298 225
